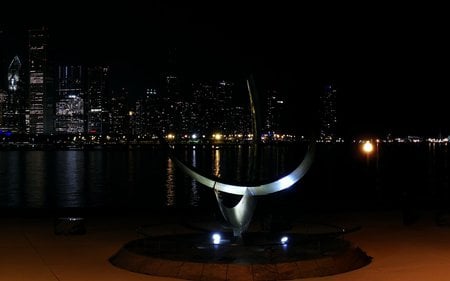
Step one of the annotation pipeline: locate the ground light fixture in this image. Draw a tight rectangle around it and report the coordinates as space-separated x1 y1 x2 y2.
212 233 221 245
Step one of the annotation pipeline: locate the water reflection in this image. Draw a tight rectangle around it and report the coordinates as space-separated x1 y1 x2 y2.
213 146 221 177
24 152 46 207
0 144 449 210
166 157 176 206
0 152 21 207
190 148 200 206
128 150 135 185
426 143 449 202
54 151 85 207
236 145 243 181
85 151 107 207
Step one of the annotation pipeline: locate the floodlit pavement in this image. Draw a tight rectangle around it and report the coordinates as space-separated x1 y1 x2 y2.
1 210 450 281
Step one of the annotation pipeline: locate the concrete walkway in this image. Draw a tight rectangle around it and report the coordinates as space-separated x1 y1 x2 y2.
1 211 450 281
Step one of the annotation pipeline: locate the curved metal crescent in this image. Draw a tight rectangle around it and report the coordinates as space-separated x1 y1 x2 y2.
214 188 257 237
171 141 315 196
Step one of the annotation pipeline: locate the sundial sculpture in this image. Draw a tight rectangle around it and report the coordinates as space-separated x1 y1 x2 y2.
110 79 371 280
171 77 315 237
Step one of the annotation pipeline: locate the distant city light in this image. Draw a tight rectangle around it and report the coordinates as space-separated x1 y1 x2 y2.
191 134 197 139
280 236 289 245
362 141 374 153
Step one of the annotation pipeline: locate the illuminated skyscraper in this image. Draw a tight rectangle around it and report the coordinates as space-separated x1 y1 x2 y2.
191 80 236 135
164 74 185 133
28 27 52 134
8 56 21 92
264 90 285 135
0 89 7 131
55 65 84 133
86 66 110 134
135 88 155 135
161 48 187 134
110 88 129 135
217 80 235 134
319 84 338 141
1 56 26 133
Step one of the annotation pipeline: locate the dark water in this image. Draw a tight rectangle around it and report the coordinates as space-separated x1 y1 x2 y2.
0 143 449 213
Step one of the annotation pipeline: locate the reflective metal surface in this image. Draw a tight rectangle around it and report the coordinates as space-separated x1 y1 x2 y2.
171 142 315 196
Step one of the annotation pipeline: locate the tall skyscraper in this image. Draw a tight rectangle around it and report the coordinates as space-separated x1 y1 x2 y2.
110 88 129 135
319 84 338 141
8 56 21 92
161 48 187 134
217 80 235 134
28 27 52 134
55 65 84 133
264 90 285 135
0 89 7 131
1 56 26 133
86 66 110 134
191 80 236 135
135 88 155 135
164 74 185 134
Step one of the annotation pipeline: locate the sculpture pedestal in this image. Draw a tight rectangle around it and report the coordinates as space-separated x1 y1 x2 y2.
110 231 371 280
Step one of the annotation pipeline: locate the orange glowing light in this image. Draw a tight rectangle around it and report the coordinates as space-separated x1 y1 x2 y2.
362 141 374 153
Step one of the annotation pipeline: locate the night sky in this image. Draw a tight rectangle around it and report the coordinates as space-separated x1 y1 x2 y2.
1 2 449 137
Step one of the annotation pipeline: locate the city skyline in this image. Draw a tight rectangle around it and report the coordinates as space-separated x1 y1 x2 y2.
1 3 449 137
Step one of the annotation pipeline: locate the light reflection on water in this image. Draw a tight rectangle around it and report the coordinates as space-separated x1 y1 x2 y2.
0 143 448 210
0 151 21 207
55 151 85 207
25 152 46 207
165 157 176 207
189 148 200 207
213 147 221 177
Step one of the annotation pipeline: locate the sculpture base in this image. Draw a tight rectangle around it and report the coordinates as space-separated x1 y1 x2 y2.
110 232 371 280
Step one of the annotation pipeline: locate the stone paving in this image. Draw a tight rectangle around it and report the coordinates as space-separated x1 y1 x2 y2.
1 211 450 281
